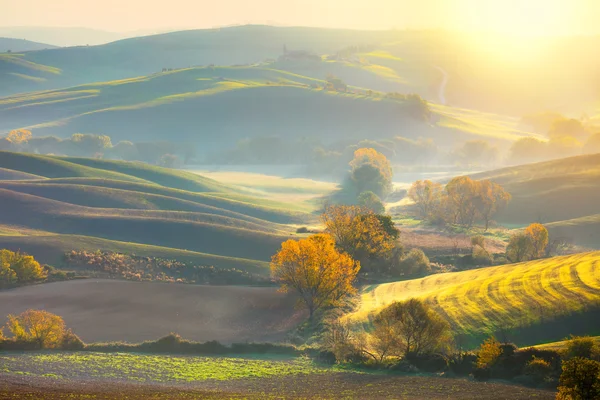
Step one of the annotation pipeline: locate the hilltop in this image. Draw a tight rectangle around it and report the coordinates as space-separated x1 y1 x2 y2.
0 38 57 52
1 26 598 115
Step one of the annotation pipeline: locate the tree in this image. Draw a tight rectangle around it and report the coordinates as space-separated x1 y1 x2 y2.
373 298 451 358
270 234 360 320
7 310 66 348
524 223 549 259
548 118 588 140
347 148 393 198
408 180 443 220
357 191 385 214
7 129 32 145
506 232 534 263
474 180 511 231
476 337 502 368
0 249 45 283
557 358 600 400
70 133 112 155
445 176 479 227
321 205 397 267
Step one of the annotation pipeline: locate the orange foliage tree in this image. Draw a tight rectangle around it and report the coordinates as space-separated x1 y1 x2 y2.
7 309 66 348
270 234 360 319
7 129 32 145
0 249 46 284
524 223 549 258
321 205 397 266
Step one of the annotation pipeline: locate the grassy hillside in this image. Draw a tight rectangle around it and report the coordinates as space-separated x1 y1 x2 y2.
0 151 151 182
1 26 597 116
0 65 536 153
0 38 57 52
0 279 302 343
59 156 233 193
0 188 289 261
0 152 316 270
473 153 600 227
0 234 268 273
345 252 600 347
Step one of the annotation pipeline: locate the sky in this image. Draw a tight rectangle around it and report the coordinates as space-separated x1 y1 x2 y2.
1 0 599 36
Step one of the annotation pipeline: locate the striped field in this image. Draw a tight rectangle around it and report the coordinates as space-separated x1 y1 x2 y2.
345 252 600 345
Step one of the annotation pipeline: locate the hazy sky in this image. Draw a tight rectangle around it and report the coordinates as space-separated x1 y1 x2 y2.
1 0 599 36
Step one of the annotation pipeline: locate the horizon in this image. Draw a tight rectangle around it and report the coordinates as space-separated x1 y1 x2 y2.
1 0 599 37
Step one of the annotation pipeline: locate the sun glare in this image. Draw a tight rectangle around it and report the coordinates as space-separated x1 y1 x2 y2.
456 0 568 37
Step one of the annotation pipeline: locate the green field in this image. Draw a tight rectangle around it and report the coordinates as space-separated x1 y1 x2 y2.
0 352 328 382
345 252 600 347
0 151 318 270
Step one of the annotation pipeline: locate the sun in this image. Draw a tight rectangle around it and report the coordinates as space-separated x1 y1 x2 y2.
455 0 568 37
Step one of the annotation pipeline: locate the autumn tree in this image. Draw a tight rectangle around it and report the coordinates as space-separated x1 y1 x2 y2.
7 309 66 348
506 232 534 263
524 223 549 258
0 249 45 284
372 298 451 359
474 180 511 231
477 337 502 368
408 180 443 220
321 205 397 269
557 358 600 400
347 148 393 199
445 176 479 227
270 234 360 320
7 129 32 145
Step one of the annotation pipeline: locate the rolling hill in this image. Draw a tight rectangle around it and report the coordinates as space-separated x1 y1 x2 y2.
345 252 600 348
0 38 57 52
0 152 314 271
472 153 600 231
1 26 597 116
0 65 536 157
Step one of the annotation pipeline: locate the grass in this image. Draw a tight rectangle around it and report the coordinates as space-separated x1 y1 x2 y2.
0 234 269 272
0 352 328 383
533 336 600 351
0 152 150 183
472 153 600 226
58 157 233 193
345 252 600 347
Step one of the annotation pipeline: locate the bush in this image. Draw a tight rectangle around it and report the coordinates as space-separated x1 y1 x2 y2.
296 227 309 234
524 356 554 384
563 335 600 360
449 352 477 376
472 245 493 266
398 249 431 276
406 353 449 372
477 337 502 369
7 309 66 349
61 329 85 350
557 358 600 400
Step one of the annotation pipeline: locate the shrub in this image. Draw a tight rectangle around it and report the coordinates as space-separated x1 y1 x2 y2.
296 227 309 234
472 245 493 266
61 329 85 350
357 191 385 214
477 337 502 369
473 366 492 381
321 320 360 363
564 335 600 360
449 352 477 376
524 356 554 384
557 358 600 400
398 249 431 276
406 352 448 372
372 298 451 359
